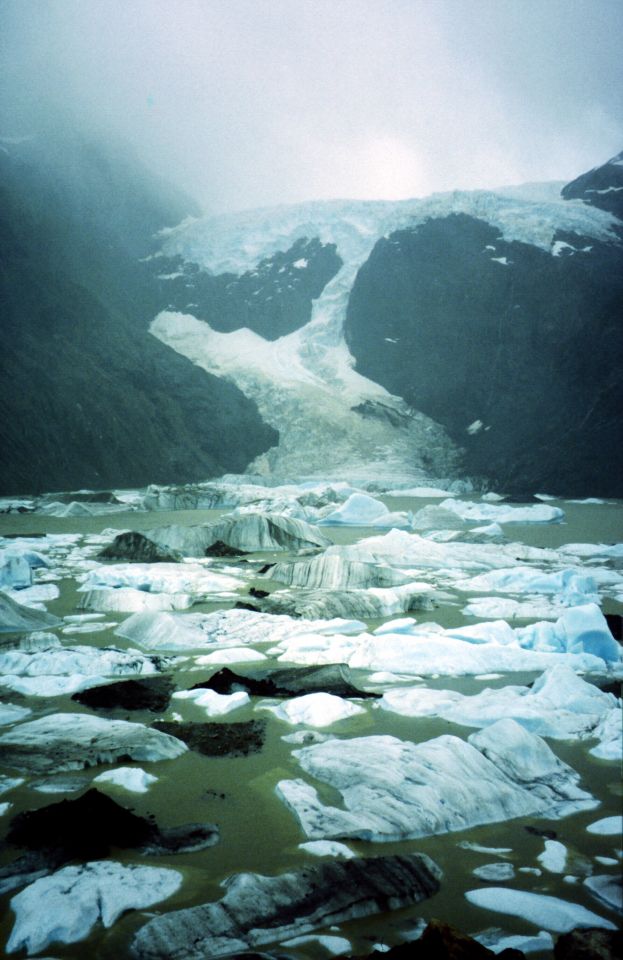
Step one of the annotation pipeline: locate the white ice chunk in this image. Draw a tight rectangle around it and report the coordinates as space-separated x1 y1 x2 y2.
465 886 616 932
261 692 365 727
6 861 182 954
172 689 250 716
93 767 158 793
473 863 516 881
440 498 564 524
298 841 355 859
277 719 594 842
587 816 623 836
538 840 568 873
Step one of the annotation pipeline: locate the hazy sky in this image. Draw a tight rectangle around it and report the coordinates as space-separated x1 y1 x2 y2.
2 0 622 212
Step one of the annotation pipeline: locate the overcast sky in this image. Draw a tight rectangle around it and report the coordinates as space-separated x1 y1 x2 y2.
2 0 622 212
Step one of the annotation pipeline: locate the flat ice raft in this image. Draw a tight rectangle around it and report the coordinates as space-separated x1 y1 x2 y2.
0 713 187 773
277 719 596 842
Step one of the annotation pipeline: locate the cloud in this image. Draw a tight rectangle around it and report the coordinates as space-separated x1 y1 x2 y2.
1 0 621 211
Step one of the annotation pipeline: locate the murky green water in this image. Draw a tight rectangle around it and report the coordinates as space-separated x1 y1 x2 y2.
0 495 621 957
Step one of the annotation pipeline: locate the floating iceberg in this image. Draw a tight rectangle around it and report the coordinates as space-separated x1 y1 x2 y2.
277 719 595 842
7 861 182 955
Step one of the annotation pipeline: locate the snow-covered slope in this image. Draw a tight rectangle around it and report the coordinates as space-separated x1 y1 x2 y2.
151 186 620 487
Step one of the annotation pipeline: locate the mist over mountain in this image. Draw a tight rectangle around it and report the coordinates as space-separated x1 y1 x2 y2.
0 114 621 497
0 123 277 495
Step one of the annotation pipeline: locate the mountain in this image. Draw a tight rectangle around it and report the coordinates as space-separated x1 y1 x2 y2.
3 132 621 497
561 151 623 217
149 161 623 496
0 124 277 495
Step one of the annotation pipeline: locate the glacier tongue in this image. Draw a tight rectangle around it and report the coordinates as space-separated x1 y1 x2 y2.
151 193 618 481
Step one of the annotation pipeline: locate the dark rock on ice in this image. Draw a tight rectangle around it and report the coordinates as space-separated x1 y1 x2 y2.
235 601 262 612
0 592 62 633
152 719 266 757
6 788 155 860
2 789 219 892
249 587 270 598
72 675 175 712
50 490 122 504
194 663 379 700
554 927 623 960
524 825 558 840
149 513 332 557
98 531 182 563
142 822 219 856
130 853 441 960
205 540 249 557
260 584 433 620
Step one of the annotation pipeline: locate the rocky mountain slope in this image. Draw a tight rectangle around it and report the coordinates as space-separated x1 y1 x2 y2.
3 132 621 497
0 123 277 495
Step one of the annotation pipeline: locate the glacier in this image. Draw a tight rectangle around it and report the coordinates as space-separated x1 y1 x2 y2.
151 191 619 481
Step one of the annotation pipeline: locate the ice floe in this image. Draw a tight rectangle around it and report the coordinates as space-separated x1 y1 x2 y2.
439 498 565 524
0 713 187 772
262 583 434 620
0 636 168 698
79 562 243 599
584 874 623 912
587 816 623 836
116 607 365 653
317 493 412 528
0 592 62 633
455 567 601 605
276 719 595 842
149 512 332 556
464 886 616 932
475 929 554 954
92 767 158 793
130 853 441 959
379 663 621 749
272 608 616 675
265 554 416 590
6 861 183 954
172 689 250 716
259 692 365 727
538 840 568 873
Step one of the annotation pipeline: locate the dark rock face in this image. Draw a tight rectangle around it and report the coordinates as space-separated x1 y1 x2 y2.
561 152 623 219
130 853 442 960
152 719 266 757
194 663 379 699
345 209 623 497
6 788 156 860
98 531 181 563
554 927 623 960
0 123 277 495
2 789 219 892
155 236 342 341
205 540 249 558
72 675 175 712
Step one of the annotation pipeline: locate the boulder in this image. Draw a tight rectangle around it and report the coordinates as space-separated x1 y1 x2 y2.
98 531 181 562
152 719 266 758
192 663 379 699
72 675 175 712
